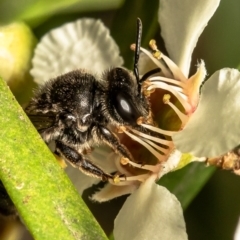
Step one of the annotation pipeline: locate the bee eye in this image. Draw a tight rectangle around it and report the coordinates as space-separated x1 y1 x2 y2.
113 92 141 124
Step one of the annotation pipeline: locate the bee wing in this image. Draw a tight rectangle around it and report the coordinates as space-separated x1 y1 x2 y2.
27 112 56 131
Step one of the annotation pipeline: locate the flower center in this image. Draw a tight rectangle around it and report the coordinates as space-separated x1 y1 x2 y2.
112 40 206 185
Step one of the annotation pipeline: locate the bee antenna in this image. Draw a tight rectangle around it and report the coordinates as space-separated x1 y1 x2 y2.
134 18 142 88
139 67 161 83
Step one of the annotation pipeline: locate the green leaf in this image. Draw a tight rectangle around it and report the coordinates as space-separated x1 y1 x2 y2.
0 0 79 26
0 78 107 240
0 0 123 28
158 162 215 209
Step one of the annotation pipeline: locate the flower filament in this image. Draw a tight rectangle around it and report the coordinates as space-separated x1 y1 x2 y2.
116 40 206 184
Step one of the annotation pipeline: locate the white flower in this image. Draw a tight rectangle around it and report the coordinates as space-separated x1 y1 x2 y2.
234 217 240 240
157 0 240 160
30 17 187 240
30 0 238 238
30 18 123 85
138 0 240 161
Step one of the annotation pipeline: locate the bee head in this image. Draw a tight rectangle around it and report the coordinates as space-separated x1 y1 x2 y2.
105 18 153 127
106 67 150 126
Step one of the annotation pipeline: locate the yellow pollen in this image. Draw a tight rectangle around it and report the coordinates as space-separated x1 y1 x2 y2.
146 112 154 125
113 174 121 183
117 126 126 133
143 90 151 97
120 157 130 165
142 80 151 88
162 93 188 125
143 88 155 97
149 39 157 50
137 116 144 125
149 39 162 59
163 94 171 104
130 43 136 51
54 154 67 168
153 50 161 59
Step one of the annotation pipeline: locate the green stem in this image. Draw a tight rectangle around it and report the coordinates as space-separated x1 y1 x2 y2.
0 78 107 240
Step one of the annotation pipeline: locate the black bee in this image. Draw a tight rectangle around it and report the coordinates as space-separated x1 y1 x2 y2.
0 18 161 217
25 18 156 182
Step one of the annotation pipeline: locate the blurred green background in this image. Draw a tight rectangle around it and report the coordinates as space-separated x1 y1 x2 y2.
0 0 240 239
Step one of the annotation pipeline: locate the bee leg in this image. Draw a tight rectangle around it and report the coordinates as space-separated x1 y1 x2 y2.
55 141 112 181
97 126 133 161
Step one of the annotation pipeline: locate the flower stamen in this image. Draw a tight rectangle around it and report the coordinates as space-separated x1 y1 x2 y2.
149 76 186 88
122 174 149 182
140 68 161 83
149 39 187 82
120 157 130 165
143 88 155 97
144 139 169 155
109 174 150 185
139 46 172 78
163 94 188 125
124 159 161 172
122 128 166 162
130 128 172 146
140 123 175 137
147 82 192 113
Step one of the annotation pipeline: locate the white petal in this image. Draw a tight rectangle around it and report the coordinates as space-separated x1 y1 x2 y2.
234 217 240 240
173 68 240 158
159 0 220 77
88 146 118 173
114 176 187 240
91 183 137 202
160 150 182 177
66 166 99 195
31 18 123 85
91 153 139 202
66 146 118 195
138 52 158 75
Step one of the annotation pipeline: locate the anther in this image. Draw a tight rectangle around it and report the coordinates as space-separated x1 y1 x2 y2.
137 116 144 125
145 113 154 125
149 39 157 50
143 90 151 97
143 88 155 97
120 157 130 165
163 94 171 104
163 94 188 125
142 80 151 89
117 126 126 133
113 174 150 184
130 43 136 51
113 174 121 183
149 39 161 59
153 51 161 59
148 83 192 113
